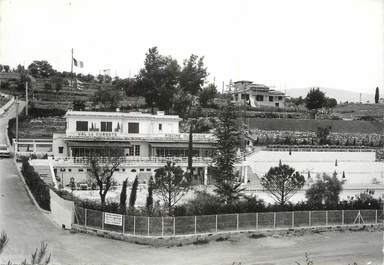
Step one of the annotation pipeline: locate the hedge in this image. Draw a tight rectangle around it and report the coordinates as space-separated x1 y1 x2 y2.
20 158 50 211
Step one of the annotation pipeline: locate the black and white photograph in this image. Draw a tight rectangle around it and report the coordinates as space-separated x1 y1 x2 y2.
0 0 383 264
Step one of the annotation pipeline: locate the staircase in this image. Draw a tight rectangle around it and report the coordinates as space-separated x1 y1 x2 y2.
33 165 54 186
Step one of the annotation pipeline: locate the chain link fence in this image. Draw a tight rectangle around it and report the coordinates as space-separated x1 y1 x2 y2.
73 207 383 237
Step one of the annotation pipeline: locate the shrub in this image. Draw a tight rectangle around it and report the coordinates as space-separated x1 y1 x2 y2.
175 191 267 216
20 158 50 211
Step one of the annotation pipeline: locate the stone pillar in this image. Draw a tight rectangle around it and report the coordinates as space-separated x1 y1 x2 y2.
204 166 208 185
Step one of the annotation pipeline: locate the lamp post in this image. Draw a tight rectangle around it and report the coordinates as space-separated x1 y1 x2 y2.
60 168 65 189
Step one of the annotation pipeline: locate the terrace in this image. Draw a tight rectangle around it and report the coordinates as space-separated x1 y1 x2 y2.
54 156 212 166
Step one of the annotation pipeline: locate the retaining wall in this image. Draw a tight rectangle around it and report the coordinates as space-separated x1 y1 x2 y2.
49 189 74 229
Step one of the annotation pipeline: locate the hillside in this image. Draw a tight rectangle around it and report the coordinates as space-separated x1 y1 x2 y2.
285 87 375 103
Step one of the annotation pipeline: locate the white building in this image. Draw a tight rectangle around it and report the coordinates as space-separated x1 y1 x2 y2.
51 110 216 187
231 80 286 108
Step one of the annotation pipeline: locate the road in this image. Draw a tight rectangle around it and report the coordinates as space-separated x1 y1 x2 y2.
0 102 383 265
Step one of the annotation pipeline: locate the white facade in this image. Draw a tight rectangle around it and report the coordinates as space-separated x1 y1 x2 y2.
232 80 286 108
52 110 216 187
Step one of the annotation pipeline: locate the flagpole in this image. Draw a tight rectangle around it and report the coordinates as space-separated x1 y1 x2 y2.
71 48 74 87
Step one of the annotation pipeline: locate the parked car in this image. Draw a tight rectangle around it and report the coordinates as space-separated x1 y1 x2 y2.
0 144 11 158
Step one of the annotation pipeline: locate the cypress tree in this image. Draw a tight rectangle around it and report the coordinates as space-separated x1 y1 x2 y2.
119 178 128 214
375 87 380 104
146 176 154 214
129 176 139 209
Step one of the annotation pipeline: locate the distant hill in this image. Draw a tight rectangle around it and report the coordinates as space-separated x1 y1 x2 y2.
285 87 375 103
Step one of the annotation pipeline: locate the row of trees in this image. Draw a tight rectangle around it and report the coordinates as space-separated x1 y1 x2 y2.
5 53 219 115
289 88 338 118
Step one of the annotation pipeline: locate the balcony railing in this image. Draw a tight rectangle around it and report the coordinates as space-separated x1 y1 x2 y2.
65 132 216 142
54 156 212 165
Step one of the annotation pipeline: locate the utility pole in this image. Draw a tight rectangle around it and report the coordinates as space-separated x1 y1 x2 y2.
15 97 19 144
25 81 28 116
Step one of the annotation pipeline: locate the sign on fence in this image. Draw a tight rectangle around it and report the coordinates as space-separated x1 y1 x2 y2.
104 213 122 226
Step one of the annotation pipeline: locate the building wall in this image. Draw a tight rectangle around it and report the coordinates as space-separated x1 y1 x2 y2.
55 163 209 186
234 92 285 108
52 133 67 158
66 115 180 135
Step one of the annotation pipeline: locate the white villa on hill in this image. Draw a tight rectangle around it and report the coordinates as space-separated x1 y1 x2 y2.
51 110 216 187
231 80 286 108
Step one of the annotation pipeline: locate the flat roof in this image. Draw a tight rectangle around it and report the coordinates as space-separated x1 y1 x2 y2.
64 110 181 120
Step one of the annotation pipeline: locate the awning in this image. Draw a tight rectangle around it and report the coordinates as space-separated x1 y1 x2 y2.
67 141 131 148
149 143 215 148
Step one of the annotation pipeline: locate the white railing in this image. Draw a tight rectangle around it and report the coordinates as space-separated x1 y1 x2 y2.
65 132 216 142
55 156 212 165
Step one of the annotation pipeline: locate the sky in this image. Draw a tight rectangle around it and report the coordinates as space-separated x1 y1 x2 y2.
0 0 383 93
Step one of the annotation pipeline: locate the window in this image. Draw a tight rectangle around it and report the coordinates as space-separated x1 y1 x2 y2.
131 169 136 172
68 169 72 172
58 147 64 154
100 121 112 132
76 121 88 131
158 123 162 132
278 96 283 100
146 168 151 172
122 169 126 172
135 145 140 156
269 96 273 102
128 122 139 133
78 169 84 172
256 95 264 101
128 146 134 156
275 102 279 107
140 168 144 172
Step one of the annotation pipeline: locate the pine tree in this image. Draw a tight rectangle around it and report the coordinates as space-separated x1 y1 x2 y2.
119 178 128 214
375 86 380 104
129 176 139 209
212 101 243 204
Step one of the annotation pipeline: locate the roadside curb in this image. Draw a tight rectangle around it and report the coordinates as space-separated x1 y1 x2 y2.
71 223 384 247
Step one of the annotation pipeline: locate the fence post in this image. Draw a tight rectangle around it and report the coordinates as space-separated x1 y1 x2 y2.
194 216 197 234
375 210 378 224
215 215 218 232
256 213 258 230
161 217 164 236
147 217 150 236
326 211 328 226
122 215 125 234
236 214 239 231
173 217 175 236
342 210 344 225
84 208 87 228
308 211 311 227
102 212 104 230
292 212 295 228
133 216 136 235
273 212 276 229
